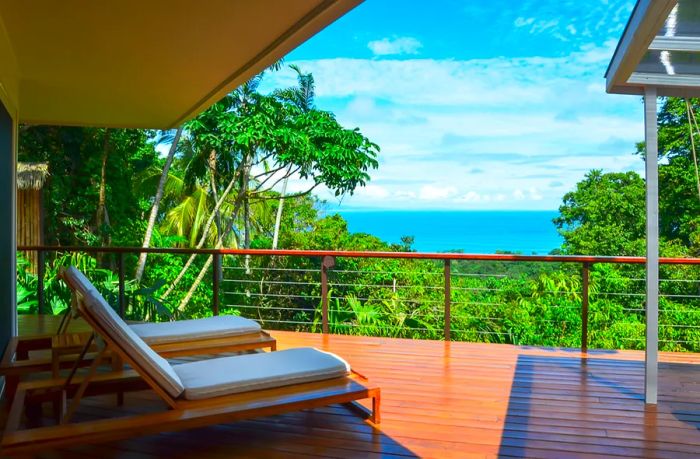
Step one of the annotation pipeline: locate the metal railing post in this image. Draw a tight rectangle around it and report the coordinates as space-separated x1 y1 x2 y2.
444 259 451 341
118 252 126 318
37 249 46 314
23 245 700 350
213 252 221 316
581 262 590 352
321 255 335 334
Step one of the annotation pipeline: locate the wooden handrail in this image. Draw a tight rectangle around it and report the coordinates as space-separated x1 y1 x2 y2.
17 245 700 265
18 245 700 349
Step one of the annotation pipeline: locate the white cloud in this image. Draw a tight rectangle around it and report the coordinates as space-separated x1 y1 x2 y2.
345 96 378 118
261 40 644 211
529 188 544 201
395 190 417 199
358 184 390 199
419 185 457 200
531 19 560 35
508 1 633 44
455 191 484 203
514 17 535 28
268 41 622 109
367 37 423 56
514 16 560 36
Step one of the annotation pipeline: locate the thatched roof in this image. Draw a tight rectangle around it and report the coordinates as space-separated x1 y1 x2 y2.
17 162 49 190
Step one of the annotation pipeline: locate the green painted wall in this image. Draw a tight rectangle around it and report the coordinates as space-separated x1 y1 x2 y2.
0 100 13 363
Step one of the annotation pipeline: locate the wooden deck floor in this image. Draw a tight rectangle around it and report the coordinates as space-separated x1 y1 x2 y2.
3 328 700 458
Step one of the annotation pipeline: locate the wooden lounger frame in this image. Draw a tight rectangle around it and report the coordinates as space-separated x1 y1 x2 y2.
1 289 380 456
57 268 278 357
0 270 276 400
0 333 117 405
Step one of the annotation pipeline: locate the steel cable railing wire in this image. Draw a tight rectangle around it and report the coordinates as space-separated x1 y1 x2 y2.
228 256 696 348
16 246 700 351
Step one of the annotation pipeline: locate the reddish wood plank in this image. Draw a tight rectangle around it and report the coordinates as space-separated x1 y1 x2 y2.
2 328 699 458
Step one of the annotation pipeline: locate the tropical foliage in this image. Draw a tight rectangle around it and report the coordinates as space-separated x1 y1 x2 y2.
15 71 700 353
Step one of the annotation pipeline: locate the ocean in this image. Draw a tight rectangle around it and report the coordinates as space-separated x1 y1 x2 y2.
337 210 563 254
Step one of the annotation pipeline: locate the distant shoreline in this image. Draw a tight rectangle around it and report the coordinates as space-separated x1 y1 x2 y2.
336 209 562 255
333 208 560 213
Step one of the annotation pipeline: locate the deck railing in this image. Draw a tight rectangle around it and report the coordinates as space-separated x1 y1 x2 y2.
17 245 700 352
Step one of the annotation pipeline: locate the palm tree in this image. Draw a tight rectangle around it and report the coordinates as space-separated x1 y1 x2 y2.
271 65 315 249
96 129 112 250
135 126 183 282
162 183 213 246
161 77 266 304
160 61 379 312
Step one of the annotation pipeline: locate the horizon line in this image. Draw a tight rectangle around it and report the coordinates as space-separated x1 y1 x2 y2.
326 208 560 212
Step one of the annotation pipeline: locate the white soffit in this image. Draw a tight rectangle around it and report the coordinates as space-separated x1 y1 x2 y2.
0 0 361 128
604 0 700 97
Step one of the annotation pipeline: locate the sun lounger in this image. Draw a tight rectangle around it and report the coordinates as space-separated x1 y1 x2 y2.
0 267 276 403
1 271 380 456
60 266 277 357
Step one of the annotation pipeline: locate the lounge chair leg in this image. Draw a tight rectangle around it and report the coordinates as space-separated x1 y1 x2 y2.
61 344 108 424
5 375 19 401
56 306 73 335
53 389 67 423
112 353 124 406
25 400 43 428
342 397 380 425
63 333 96 387
14 338 30 360
371 393 381 424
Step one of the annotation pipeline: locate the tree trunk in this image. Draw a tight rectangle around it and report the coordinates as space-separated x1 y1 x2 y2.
135 126 183 282
208 150 223 240
177 253 214 312
161 169 245 300
271 170 291 250
242 153 253 273
96 129 111 234
244 196 251 249
96 129 112 265
168 152 259 310
176 212 238 311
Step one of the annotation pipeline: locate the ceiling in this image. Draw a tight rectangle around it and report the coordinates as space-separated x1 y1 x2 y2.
606 0 700 97
0 0 360 128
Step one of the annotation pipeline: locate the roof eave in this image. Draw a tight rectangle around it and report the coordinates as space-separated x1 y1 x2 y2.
605 0 678 94
0 0 363 130
609 82 700 98
168 0 362 129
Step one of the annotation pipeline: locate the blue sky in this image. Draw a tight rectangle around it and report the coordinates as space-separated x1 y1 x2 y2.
260 0 643 211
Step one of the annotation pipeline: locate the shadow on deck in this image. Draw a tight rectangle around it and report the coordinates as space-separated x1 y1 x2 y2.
3 328 700 458
498 354 700 458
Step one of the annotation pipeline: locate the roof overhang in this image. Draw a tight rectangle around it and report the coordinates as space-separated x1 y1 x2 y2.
604 0 700 97
0 0 361 129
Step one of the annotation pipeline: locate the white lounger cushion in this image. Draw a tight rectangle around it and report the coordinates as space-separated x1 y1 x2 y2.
67 266 350 402
174 347 351 400
65 266 96 297
130 315 261 345
65 267 262 344
79 286 186 399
